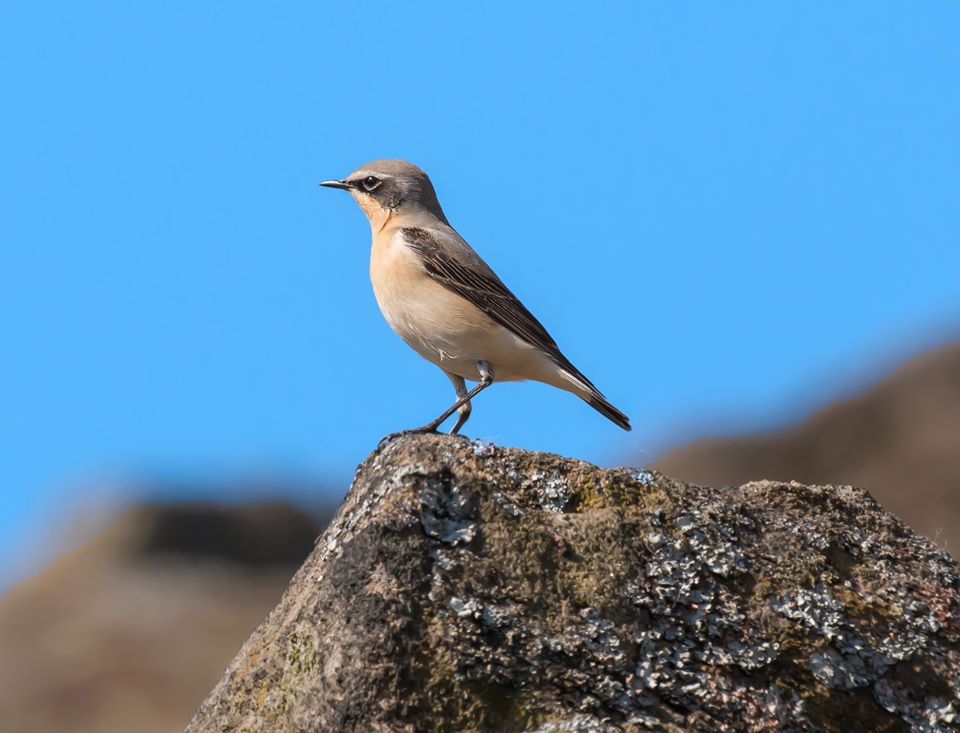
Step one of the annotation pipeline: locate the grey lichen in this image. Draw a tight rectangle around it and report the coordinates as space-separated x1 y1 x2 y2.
420 474 478 545
185 434 960 733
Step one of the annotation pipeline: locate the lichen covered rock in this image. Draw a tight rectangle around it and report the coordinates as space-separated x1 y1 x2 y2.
184 434 960 733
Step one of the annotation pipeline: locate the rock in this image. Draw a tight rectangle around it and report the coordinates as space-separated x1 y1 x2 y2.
185 434 960 733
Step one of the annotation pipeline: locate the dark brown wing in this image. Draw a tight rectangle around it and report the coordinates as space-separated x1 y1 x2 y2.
401 226 599 393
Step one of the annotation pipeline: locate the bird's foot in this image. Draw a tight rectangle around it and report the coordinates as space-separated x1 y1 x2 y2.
377 425 438 450
376 424 474 451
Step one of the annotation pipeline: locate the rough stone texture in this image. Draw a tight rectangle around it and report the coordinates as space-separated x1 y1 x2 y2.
185 434 960 733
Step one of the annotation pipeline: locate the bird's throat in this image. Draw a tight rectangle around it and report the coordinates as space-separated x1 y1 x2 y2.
357 197 394 234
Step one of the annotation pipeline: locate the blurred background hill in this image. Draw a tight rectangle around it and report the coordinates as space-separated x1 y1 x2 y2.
654 341 960 553
0 500 334 733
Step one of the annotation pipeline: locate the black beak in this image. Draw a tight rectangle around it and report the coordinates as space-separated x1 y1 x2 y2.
319 179 353 190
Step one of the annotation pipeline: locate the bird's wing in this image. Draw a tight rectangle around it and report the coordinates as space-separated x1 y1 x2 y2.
401 226 599 392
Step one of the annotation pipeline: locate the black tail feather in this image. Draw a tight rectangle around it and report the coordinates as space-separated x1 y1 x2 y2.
586 395 631 431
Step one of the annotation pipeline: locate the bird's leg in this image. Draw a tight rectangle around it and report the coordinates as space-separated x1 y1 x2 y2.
445 372 472 435
378 363 494 449
419 361 494 433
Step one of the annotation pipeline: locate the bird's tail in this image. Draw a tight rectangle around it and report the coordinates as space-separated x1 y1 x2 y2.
553 365 632 431
585 394 631 431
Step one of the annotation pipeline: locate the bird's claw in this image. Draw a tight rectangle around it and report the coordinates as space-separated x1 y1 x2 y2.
377 424 476 451
376 426 438 450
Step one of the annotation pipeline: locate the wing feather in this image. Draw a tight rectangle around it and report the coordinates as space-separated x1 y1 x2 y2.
401 226 599 393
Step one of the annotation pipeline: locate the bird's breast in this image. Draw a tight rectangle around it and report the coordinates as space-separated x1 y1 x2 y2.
368 230 494 378
369 229 439 333
369 230 463 352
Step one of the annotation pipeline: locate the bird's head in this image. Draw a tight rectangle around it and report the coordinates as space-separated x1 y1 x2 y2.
321 159 448 229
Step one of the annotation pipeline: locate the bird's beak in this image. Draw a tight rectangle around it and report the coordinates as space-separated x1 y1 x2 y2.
319 179 354 190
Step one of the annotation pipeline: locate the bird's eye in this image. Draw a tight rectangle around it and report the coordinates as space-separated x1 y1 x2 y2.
361 176 381 192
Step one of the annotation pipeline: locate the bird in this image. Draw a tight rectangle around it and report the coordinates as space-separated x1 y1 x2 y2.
321 159 630 435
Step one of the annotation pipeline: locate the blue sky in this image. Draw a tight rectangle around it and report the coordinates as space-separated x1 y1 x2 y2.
1 3 958 586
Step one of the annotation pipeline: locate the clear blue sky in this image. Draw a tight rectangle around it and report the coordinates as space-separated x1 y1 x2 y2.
1 3 958 586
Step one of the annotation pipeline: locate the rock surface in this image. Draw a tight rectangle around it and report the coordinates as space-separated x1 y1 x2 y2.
185 434 960 733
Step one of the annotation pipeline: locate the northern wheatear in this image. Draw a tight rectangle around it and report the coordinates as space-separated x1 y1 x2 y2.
321 160 630 434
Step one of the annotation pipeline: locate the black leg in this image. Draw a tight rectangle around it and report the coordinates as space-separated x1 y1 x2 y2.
378 362 494 449
445 372 472 435
420 368 493 432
